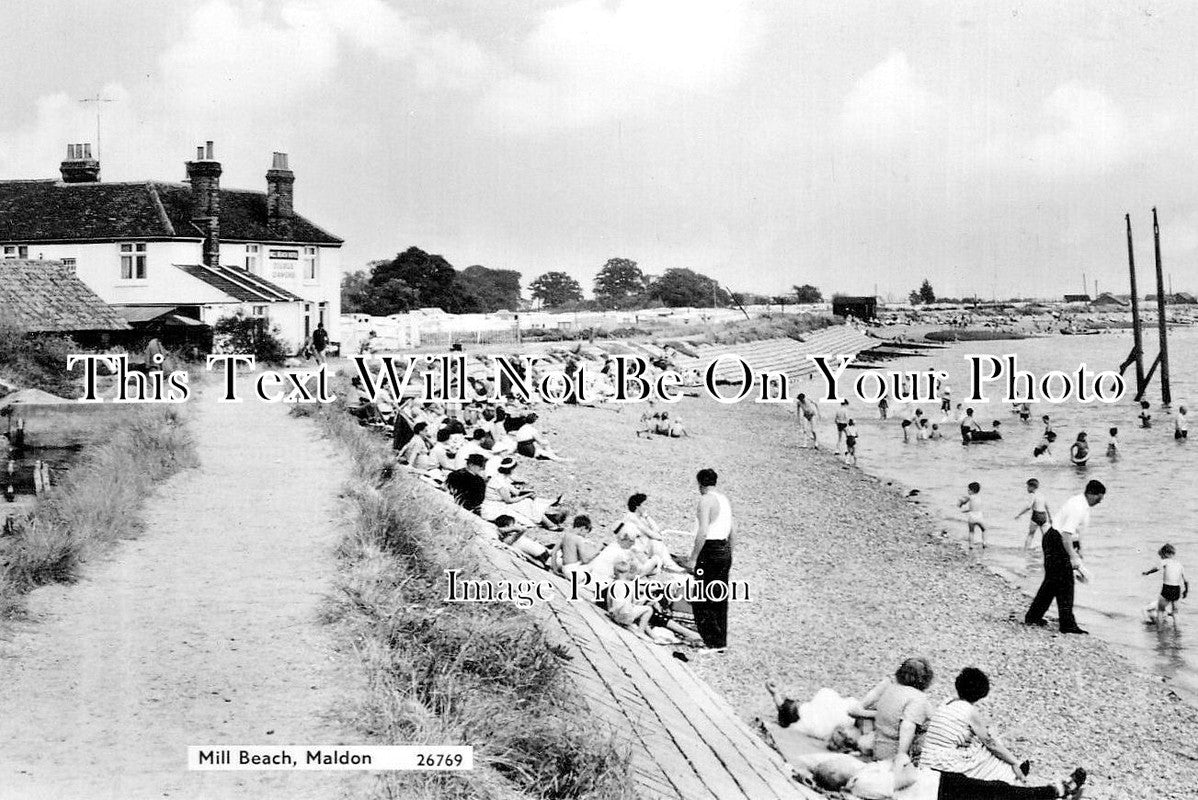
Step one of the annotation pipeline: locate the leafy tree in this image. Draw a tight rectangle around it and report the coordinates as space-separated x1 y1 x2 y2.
530 271 584 307
341 270 372 314
792 284 823 303
646 268 732 307
908 290 921 305
918 279 936 304
213 312 289 366
370 246 472 312
458 265 522 312
593 258 645 306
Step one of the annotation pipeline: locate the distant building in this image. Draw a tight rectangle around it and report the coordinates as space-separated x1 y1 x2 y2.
1063 294 1091 303
0 259 129 340
1092 292 1129 307
831 295 878 320
0 142 342 349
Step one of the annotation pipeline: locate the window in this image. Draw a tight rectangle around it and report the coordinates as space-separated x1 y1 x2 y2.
251 305 267 317
302 247 317 281
245 244 260 273
61 258 76 271
2 245 28 259
119 242 146 280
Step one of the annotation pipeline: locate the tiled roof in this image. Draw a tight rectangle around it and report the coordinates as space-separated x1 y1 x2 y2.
0 259 130 332
0 180 341 245
173 263 305 303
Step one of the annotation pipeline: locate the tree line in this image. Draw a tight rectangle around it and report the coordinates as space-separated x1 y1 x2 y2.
341 247 828 315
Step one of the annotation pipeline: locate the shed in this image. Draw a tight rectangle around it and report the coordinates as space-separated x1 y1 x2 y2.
831 295 878 320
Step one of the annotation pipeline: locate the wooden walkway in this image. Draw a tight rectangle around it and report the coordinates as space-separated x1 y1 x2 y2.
476 541 818 800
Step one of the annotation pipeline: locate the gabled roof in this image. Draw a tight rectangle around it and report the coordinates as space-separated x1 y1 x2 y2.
172 263 305 303
0 259 130 332
0 180 341 245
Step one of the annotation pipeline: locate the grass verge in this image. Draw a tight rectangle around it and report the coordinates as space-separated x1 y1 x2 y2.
704 312 838 344
304 404 633 800
1 406 198 616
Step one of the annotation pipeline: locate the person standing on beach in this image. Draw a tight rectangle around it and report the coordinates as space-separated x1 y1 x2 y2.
686 468 735 651
1025 479 1106 634
311 322 329 365
796 393 820 449
1175 406 1188 440
834 399 850 453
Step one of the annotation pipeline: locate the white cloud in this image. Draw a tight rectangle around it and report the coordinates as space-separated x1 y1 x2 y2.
1024 84 1131 175
478 0 751 133
839 52 943 151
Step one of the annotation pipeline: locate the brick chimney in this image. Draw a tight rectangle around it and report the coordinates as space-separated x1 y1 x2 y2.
265 152 295 239
60 143 100 183
185 141 221 267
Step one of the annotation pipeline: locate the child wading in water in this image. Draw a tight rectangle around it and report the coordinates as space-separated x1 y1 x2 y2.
843 419 858 465
1139 400 1152 428
959 482 986 549
1143 544 1188 625
1175 406 1189 440
1015 478 1051 550
1069 432 1089 466
1106 427 1119 460
1033 430 1057 459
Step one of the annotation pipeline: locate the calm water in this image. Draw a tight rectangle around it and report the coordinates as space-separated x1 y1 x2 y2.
825 330 1198 700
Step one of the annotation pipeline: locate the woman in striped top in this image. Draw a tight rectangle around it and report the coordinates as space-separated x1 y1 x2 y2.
922 668 1086 799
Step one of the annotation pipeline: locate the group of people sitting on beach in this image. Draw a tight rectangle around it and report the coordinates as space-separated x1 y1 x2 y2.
767 658 1088 799
344 375 732 649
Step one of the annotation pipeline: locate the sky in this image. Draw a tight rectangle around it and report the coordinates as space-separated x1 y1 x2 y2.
2 0 1198 300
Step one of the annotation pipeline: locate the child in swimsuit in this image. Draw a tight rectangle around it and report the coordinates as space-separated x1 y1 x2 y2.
1018 403 1031 422
1033 430 1057 458
1175 406 1189 440
1015 478 1050 550
834 399 850 453
844 420 858 465
929 423 943 440
1069 432 1089 466
1139 400 1152 428
1106 427 1119 459
958 482 985 549
1143 544 1188 625
878 395 889 420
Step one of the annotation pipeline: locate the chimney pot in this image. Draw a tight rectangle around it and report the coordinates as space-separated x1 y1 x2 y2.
60 142 100 183
205 140 214 160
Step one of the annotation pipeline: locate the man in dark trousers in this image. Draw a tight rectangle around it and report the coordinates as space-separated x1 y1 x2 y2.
1025 479 1106 634
311 322 329 364
446 454 487 514
686 468 735 651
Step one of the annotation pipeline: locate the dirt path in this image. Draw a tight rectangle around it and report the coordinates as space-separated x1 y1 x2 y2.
0 384 366 800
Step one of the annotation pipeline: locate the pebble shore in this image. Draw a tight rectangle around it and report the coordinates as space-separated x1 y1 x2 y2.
521 397 1198 800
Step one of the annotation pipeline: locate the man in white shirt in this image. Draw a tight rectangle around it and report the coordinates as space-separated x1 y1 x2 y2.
1025 479 1106 634
687 468 736 650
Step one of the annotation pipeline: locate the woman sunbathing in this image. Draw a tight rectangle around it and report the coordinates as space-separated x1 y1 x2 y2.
848 656 934 764
478 457 563 531
514 413 569 461
922 667 1086 798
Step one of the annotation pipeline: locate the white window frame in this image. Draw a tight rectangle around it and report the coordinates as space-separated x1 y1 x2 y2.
302 246 318 282
61 257 76 271
245 244 260 273
119 242 147 281
2 245 28 259
251 305 267 317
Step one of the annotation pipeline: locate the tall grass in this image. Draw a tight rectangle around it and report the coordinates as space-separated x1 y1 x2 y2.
312 407 633 800
1 407 197 615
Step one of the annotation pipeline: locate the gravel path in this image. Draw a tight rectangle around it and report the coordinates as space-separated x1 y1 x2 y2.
519 398 1198 800
0 385 366 800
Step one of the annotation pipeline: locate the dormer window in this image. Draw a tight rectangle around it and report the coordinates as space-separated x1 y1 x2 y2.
3 245 28 259
119 242 146 280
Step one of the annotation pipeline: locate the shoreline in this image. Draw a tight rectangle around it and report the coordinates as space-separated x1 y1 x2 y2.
517 397 1198 799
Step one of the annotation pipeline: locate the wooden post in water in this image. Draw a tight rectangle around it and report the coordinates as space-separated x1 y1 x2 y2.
1153 207 1172 406
1126 214 1146 393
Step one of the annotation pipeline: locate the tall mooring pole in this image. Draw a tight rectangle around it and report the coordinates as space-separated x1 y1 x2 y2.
1125 214 1145 392
1153 207 1172 406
